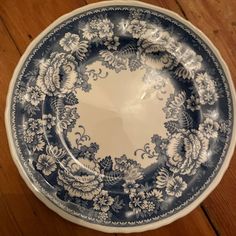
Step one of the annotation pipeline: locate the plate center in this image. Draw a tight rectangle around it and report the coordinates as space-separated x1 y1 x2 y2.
68 61 175 166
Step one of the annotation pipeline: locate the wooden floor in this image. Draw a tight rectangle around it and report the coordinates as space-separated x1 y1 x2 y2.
0 0 236 235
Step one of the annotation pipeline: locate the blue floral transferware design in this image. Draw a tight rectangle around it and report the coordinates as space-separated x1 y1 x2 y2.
7 1 235 232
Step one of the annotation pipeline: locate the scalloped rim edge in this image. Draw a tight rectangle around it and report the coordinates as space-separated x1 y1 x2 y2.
5 0 236 233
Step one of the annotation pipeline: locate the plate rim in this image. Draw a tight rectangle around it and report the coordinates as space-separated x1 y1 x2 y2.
5 0 236 233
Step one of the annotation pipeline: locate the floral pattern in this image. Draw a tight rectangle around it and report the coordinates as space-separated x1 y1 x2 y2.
195 73 219 105
59 32 88 60
11 7 232 227
166 130 209 175
199 118 220 139
24 86 45 106
166 176 187 197
36 53 80 96
93 190 114 212
36 154 57 176
82 16 114 40
57 158 103 200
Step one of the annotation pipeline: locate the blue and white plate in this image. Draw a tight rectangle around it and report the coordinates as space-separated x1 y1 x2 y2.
5 0 236 233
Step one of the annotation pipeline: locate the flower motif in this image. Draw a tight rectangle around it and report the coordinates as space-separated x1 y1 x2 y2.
129 192 146 214
37 53 79 96
42 114 56 129
36 154 57 176
219 122 229 133
199 118 219 139
82 20 98 40
93 190 114 212
186 95 201 111
57 107 79 132
23 118 44 137
114 155 143 183
128 188 162 215
123 182 140 194
166 176 187 197
31 135 45 152
23 130 34 143
97 212 109 221
82 17 114 40
104 36 120 50
163 91 186 119
127 19 147 39
36 145 64 175
147 189 163 202
166 130 209 175
142 200 156 212
24 86 45 106
97 18 114 39
59 32 88 60
199 89 218 105
100 50 127 73
57 158 103 200
129 9 144 20
195 73 218 105
195 73 215 90
59 33 80 51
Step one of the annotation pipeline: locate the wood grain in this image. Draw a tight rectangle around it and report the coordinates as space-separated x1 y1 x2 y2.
117 208 216 236
0 0 87 53
177 1 236 235
0 0 235 235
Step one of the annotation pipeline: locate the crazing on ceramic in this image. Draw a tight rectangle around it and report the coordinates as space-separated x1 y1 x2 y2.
6 1 235 233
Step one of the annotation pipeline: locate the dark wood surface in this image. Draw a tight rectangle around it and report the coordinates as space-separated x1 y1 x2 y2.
0 0 235 235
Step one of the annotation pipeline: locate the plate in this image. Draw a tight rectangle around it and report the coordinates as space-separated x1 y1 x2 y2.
5 0 236 233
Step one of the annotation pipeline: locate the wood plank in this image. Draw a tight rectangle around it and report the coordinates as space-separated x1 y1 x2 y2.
118 207 216 236
0 0 87 53
0 4 112 236
177 0 236 235
0 193 22 236
0 18 50 236
0 0 224 235
0 1 112 236
86 0 185 19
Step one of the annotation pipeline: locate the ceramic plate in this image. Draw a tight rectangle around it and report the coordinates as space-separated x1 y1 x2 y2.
5 0 236 233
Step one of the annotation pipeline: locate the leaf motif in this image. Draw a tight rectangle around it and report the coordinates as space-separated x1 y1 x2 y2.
174 65 195 80
119 44 137 57
111 196 125 213
23 103 40 116
128 57 142 71
99 156 113 172
50 97 64 117
104 171 123 185
164 120 180 134
156 168 170 188
100 50 127 73
64 92 79 105
178 111 193 129
139 39 164 53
